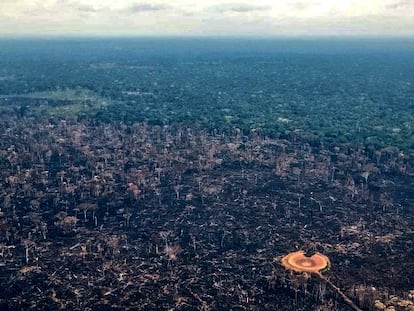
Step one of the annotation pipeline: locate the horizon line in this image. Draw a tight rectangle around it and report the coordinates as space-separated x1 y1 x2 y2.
1 33 414 40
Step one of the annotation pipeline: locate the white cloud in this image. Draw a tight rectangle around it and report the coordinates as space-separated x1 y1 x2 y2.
0 0 413 36
208 3 272 13
125 3 171 13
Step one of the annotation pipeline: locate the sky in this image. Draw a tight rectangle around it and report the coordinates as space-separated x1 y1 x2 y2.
1 0 414 37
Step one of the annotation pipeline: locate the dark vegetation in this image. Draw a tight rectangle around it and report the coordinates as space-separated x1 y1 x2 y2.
1 38 414 150
0 38 413 310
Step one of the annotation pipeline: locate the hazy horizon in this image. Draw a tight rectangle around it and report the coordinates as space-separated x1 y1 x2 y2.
1 0 414 37
1 34 414 40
